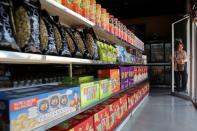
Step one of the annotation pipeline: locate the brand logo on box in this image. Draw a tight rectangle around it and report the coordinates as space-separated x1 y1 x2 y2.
11 98 38 112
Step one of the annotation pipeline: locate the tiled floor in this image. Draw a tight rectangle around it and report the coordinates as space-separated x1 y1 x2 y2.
121 93 197 131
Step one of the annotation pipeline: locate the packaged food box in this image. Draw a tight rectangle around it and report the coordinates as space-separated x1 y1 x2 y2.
119 66 129 90
62 76 94 86
99 79 112 99
128 66 134 87
126 91 136 112
111 94 128 121
0 86 81 131
134 67 138 83
50 112 94 131
83 105 110 131
98 69 120 94
80 81 100 108
101 98 120 130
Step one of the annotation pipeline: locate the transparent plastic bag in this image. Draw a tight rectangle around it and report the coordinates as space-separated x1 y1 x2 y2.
0 0 20 51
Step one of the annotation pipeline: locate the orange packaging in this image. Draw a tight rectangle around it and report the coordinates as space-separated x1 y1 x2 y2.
98 69 120 94
81 0 89 18
73 0 81 14
101 8 107 30
89 0 96 23
106 12 110 31
96 4 101 26
61 0 73 10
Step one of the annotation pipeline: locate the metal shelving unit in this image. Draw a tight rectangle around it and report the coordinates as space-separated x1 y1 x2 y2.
32 80 148 131
40 0 144 51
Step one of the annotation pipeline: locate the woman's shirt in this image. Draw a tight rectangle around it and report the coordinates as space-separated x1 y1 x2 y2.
174 50 187 71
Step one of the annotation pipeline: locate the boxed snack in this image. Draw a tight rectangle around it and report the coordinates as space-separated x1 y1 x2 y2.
83 105 110 131
134 67 138 83
101 98 120 130
111 94 128 121
99 79 112 99
80 81 100 108
128 66 134 87
119 66 129 90
50 112 94 131
0 86 81 131
126 91 136 112
98 69 120 94
62 76 94 86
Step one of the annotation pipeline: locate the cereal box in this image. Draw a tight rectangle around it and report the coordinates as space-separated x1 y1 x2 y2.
101 98 120 130
0 85 80 131
80 81 100 108
98 69 120 94
83 105 110 131
119 66 129 90
50 113 94 131
128 66 134 87
99 79 112 99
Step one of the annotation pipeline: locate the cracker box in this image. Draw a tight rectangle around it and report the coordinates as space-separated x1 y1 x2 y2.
101 98 120 130
128 66 134 87
80 81 100 108
83 105 110 131
119 66 129 90
98 69 120 94
0 86 81 131
99 79 112 99
50 113 94 131
111 94 128 121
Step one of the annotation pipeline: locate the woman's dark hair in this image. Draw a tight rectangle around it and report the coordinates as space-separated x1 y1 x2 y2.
175 41 184 51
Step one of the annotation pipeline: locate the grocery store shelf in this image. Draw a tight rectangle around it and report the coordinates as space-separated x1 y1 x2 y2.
40 0 143 51
116 93 149 131
0 82 59 92
40 0 95 27
33 79 148 131
0 50 148 65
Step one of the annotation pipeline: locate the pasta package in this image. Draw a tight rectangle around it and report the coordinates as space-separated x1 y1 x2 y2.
0 0 20 51
53 16 71 56
14 0 41 53
64 28 83 58
83 28 99 60
40 10 58 55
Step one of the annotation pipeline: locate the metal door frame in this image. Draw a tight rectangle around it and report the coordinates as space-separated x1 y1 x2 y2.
171 16 191 97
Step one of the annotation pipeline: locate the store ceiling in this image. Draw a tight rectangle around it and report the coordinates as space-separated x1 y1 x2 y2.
97 0 186 19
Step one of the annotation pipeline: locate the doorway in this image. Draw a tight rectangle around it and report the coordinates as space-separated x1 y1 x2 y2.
172 16 191 98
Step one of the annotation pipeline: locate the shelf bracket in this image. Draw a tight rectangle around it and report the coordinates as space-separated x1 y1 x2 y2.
69 64 73 78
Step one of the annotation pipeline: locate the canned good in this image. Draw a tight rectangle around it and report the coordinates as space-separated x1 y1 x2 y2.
81 0 89 18
96 4 101 26
109 15 114 34
101 8 107 29
89 0 96 23
73 0 81 14
61 0 73 10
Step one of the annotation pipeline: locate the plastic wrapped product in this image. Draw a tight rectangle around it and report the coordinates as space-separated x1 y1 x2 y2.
83 28 99 60
0 0 20 51
64 28 82 58
53 16 71 56
40 10 58 55
72 30 89 58
14 0 41 53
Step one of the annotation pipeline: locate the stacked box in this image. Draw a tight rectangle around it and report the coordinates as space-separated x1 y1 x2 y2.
50 113 94 131
83 105 110 131
128 66 134 87
119 66 129 90
80 81 100 108
98 69 120 94
0 86 81 131
99 79 112 99
101 98 120 130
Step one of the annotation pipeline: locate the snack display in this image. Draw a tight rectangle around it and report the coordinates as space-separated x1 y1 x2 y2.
83 105 110 131
14 0 41 53
50 113 94 131
80 81 100 108
0 86 80 131
0 0 20 51
99 79 112 99
120 66 129 90
101 98 120 130
98 69 120 94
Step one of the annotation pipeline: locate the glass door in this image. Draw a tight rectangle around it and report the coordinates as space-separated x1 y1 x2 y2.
172 16 191 98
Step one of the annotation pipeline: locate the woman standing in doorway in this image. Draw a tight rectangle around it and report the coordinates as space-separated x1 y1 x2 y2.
174 41 188 92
